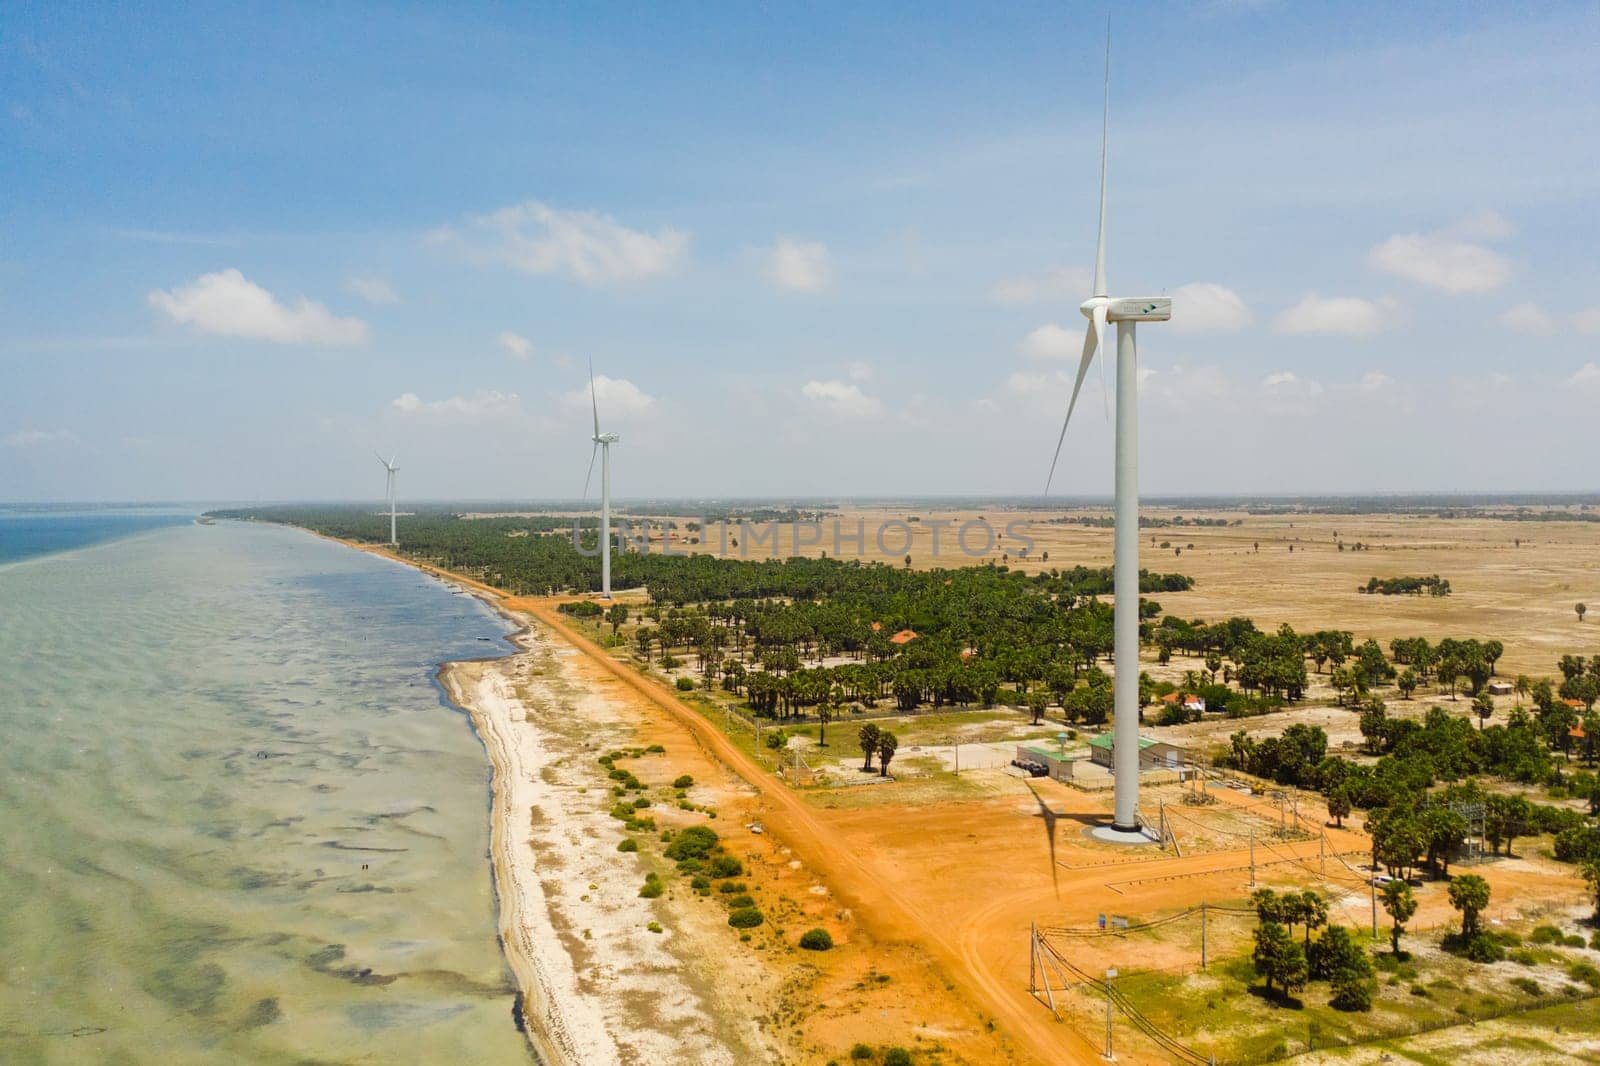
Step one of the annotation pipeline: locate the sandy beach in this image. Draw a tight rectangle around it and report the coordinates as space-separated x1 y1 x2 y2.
441 620 783 1065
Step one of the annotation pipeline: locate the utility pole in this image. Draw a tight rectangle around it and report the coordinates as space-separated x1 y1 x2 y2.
1249 832 1256 887
1103 968 1116 1061
1370 873 1379 940
1320 833 1326 881
1200 902 1207 971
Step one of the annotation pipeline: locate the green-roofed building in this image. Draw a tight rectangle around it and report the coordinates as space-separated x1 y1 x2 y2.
1087 732 1185 772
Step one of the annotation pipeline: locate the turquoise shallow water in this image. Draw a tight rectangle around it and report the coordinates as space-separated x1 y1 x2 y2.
0 521 533 1064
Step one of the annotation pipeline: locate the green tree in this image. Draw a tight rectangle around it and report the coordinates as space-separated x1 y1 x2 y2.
1447 874 1491 938
1380 880 1417 956
876 730 899 776
1472 690 1494 730
1583 859 1600 920
1327 783 1353 829
1579 602 1588 623
857 723 881 772
607 602 629 634
1397 669 1418 700
1309 924 1372 986
1252 921 1308 999
817 702 834 747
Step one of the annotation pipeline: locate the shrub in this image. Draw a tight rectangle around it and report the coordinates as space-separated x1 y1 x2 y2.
726 894 755 909
664 825 719 861
728 906 764 929
609 802 636 820
708 855 743 879
676 677 695 691
646 744 666 753
718 881 747 894
675 858 702 874
1569 962 1600 990
639 874 663 899
617 838 638 853
850 1045 873 1061
1409 983 1429 997
673 774 694 788
1530 925 1565 945
1509 949 1539 967
799 928 834 951
1329 968 1375 1011
883 1050 912 1066
1564 934 1588 948
1510 977 1541 996
1443 931 1506 964
632 797 651 809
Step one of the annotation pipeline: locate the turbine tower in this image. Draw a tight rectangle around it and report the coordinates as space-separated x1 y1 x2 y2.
376 451 399 547
583 362 620 599
1045 28 1172 840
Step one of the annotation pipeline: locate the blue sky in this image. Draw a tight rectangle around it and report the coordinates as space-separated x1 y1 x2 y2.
3 1 1597 502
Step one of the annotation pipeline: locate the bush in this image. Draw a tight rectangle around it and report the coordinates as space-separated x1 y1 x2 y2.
1511 976 1541 996
646 743 666 753
609 802 636 820
1509 949 1539 967
632 797 651 809
673 774 694 788
1569 962 1600 990
690 875 711 891
850 1045 873 1061
1443 931 1506 963
1329 968 1375 1011
639 874 663 899
799 928 834 951
726 894 755 909
718 881 747 894
664 825 719 861
1530 925 1565 945
1409 983 1429 997
728 906 764 929
676 677 695 691
617 838 638 853
647 921 663 933
883 1050 912 1066
708 855 743 879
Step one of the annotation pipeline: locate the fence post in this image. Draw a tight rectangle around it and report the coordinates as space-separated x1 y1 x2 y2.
1249 832 1256 887
1104 968 1116 1061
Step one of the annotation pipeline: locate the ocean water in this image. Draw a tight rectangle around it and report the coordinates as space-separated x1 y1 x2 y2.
0 508 197 565
0 520 532 1064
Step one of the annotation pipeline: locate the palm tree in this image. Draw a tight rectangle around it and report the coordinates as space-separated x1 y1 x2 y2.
817 701 835 747
858 723 881 772
877 730 899 776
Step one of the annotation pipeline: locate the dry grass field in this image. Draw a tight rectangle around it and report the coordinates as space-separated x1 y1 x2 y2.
611 506 1600 680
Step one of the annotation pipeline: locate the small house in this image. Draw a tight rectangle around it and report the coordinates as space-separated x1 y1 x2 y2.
1087 733 1185 771
889 629 920 645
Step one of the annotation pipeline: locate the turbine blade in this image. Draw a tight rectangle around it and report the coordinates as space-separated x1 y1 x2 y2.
582 442 599 501
376 450 388 467
589 358 600 439
1044 314 1101 495
1093 18 1110 297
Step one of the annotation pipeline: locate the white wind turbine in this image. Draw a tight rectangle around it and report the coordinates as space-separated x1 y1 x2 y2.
583 362 620 599
376 451 399 547
1044 28 1172 841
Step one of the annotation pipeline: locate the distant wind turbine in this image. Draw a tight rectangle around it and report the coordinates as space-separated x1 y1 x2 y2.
1044 25 1172 840
583 362 620 598
376 451 399 546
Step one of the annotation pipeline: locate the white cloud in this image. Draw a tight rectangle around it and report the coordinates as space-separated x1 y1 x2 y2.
987 266 1092 306
1497 301 1555 334
1358 371 1395 393
766 237 832 292
347 277 399 305
1573 308 1600 335
1171 282 1252 333
1003 370 1061 395
2 428 77 448
561 375 657 417
1021 322 1081 360
391 390 521 418
1568 363 1600 391
498 331 533 360
148 269 368 345
1369 215 1512 293
1274 294 1396 336
800 379 882 418
1260 370 1324 414
846 361 873 382
431 201 689 286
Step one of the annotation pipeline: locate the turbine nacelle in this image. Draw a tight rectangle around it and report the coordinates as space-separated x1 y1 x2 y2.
592 432 621 445
1080 296 1171 323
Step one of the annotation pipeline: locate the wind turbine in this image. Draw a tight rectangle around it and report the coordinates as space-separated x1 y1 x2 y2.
1044 27 1172 841
583 362 620 598
376 451 399 547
